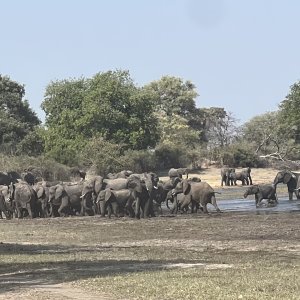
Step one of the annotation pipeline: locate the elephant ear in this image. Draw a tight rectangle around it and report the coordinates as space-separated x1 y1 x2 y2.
283 172 292 184
104 189 112 202
55 186 64 199
182 179 190 195
36 187 44 199
251 185 259 194
94 176 103 194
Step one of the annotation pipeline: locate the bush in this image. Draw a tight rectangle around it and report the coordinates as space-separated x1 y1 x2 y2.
154 142 187 169
221 144 265 168
119 149 156 173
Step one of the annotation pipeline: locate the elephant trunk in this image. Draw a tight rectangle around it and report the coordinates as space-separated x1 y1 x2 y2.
99 200 106 217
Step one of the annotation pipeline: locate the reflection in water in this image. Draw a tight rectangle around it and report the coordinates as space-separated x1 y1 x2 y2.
217 198 300 214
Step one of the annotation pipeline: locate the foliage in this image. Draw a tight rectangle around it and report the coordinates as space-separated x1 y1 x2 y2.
203 108 238 149
144 75 198 117
154 142 189 169
221 143 265 168
278 81 300 144
0 154 71 181
0 75 40 154
41 70 159 164
155 111 200 147
120 149 156 173
79 137 125 175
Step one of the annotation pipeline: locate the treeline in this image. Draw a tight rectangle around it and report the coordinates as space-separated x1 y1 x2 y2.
0 71 299 175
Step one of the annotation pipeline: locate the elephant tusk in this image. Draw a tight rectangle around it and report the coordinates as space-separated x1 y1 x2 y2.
80 193 86 199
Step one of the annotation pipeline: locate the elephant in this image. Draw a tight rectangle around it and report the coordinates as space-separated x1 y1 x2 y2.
0 185 14 219
95 177 142 217
168 168 189 179
220 167 235 186
106 170 133 179
0 171 21 186
244 184 278 207
49 182 89 217
155 177 182 210
99 188 135 218
21 171 36 185
273 170 300 200
9 181 40 218
229 171 248 185
242 167 252 185
130 172 160 217
172 179 221 214
33 181 50 217
80 176 104 215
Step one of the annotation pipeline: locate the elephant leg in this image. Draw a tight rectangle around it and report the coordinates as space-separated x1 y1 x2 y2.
171 195 178 214
202 203 208 214
26 203 33 219
211 195 221 213
288 191 293 201
58 198 69 217
255 194 259 208
249 175 253 185
135 196 141 219
16 205 22 219
181 195 191 213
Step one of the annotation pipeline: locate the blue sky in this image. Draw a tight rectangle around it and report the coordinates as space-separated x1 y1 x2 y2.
1 0 300 124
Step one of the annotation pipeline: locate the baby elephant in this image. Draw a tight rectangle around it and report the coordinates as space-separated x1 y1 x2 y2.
244 184 278 208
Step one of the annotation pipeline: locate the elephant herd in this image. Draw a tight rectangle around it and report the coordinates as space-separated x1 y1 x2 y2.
221 167 300 207
0 167 299 219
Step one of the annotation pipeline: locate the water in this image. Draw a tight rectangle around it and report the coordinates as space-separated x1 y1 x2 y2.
217 197 300 214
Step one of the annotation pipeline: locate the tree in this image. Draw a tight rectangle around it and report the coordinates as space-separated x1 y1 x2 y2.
41 70 159 164
144 75 198 117
279 81 300 144
0 75 41 154
203 108 238 148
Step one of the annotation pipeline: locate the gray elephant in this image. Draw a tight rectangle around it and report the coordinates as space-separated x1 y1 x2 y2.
33 181 50 217
220 167 235 186
229 171 248 185
99 188 135 218
9 181 39 218
21 171 36 185
242 167 252 185
49 182 88 217
129 172 160 218
96 177 141 217
150 177 182 212
172 179 221 214
168 168 189 179
106 170 133 179
273 170 300 200
0 171 21 186
80 175 104 215
244 184 278 207
0 185 14 219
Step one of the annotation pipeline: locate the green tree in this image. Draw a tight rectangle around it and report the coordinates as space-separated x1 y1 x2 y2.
145 75 198 117
41 70 159 164
145 76 202 147
0 75 41 154
279 81 300 144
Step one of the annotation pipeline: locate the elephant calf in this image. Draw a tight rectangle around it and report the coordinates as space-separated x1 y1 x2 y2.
244 184 278 208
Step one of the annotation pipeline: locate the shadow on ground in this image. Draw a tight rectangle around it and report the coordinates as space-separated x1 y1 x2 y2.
0 242 210 294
